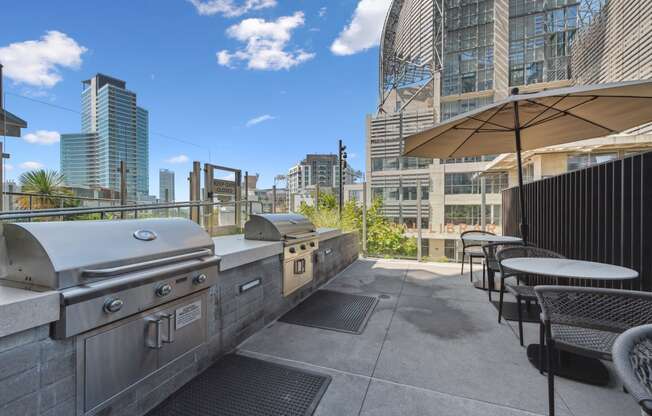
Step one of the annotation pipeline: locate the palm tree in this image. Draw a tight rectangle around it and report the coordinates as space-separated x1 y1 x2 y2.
17 169 73 210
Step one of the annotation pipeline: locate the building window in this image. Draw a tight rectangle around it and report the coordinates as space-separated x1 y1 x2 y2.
444 204 502 226
508 3 578 87
442 154 497 164
372 187 400 202
523 163 535 183
444 172 506 194
371 157 399 172
567 152 618 172
444 239 459 261
400 157 433 170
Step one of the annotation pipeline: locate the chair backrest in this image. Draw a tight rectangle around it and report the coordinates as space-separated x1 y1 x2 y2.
460 230 495 249
613 324 652 415
496 246 564 285
534 286 652 334
481 241 525 272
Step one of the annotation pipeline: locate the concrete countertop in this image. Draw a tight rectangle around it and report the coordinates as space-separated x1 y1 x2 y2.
213 234 283 271
0 283 59 338
212 228 344 271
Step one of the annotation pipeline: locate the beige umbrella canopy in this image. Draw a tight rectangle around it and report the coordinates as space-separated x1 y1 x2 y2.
403 79 652 241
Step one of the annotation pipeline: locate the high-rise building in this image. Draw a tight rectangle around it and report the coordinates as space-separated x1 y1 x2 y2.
287 154 357 195
159 169 175 202
61 74 149 200
368 0 649 260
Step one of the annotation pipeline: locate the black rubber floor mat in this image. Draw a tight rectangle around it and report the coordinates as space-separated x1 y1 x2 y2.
279 290 378 334
147 354 331 416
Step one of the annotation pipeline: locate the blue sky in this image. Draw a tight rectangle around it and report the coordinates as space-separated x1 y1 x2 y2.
0 0 391 198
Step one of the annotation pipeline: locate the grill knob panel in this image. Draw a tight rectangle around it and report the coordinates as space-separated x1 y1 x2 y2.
103 298 124 314
193 274 207 285
156 283 173 298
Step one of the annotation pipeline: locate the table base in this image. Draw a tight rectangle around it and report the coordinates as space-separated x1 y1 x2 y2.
526 344 609 386
491 301 540 323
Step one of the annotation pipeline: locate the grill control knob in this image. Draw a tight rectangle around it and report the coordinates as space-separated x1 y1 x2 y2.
309 242 315 247
300 244 306 250
289 247 296 253
103 298 124 314
156 283 173 297
193 274 207 285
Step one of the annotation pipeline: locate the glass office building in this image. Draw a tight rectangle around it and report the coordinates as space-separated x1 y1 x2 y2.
61 74 149 200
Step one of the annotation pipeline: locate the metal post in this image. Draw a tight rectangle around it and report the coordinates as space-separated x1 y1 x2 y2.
362 181 367 256
204 164 214 233
480 175 487 231
315 182 320 210
244 171 249 217
512 98 529 243
272 185 277 213
234 170 242 228
338 139 344 216
417 179 422 262
189 161 201 224
119 161 127 219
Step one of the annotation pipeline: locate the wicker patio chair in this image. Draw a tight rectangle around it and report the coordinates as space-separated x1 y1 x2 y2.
535 286 652 416
613 324 652 415
496 246 564 346
460 230 495 283
480 241 524 302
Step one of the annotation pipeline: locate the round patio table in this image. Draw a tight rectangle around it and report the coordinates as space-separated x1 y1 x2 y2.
502 257 638 386
464 234 523 244
463 235 523 291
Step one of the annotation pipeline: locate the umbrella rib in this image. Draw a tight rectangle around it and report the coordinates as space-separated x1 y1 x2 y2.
522 96 597 129
466 116 512 131
523 97 617 133
448 102 509 158
520 95 571 129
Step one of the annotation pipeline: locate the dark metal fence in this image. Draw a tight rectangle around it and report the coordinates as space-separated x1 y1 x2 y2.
502 151 652 291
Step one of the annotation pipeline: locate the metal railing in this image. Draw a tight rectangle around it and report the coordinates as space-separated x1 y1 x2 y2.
0 199 266 236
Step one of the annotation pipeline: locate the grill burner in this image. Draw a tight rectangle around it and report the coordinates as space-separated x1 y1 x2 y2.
244 214 319 296
1 218 219 338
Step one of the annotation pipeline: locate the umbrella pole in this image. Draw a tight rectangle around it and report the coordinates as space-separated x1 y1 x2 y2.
512 101 528 243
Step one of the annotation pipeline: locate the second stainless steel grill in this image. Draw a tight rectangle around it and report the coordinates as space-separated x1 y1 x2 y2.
244 214 319 296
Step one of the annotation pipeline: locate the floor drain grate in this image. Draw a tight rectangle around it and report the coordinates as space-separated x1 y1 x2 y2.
147 354 331 416
279 290 378 334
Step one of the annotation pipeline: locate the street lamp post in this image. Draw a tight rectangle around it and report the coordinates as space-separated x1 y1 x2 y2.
338 139 347 216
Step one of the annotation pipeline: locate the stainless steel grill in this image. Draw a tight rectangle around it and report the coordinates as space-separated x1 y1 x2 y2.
244 214 319 296
1 218 219 338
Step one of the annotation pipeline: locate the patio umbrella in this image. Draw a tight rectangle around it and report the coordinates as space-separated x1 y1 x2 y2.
402 79 652 242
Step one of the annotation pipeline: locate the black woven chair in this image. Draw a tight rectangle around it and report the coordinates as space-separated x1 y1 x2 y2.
460 230 495 283
480 241 524 302
613 324 652 415
535 286 652 416
496 246 564 346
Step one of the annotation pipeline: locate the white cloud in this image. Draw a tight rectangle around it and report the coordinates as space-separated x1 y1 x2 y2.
318 6 327 17
19 161 45 170
23 130 60 145
188 0 276 17
4 164 14 172
0 31 87 87
165 154 190 164
246 114 276 127
331 0 392 56
217 12 315 70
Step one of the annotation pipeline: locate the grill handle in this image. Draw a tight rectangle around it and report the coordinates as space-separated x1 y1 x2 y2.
81 249 214 278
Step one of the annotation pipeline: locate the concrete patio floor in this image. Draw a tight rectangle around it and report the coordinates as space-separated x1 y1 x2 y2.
237 258 640 416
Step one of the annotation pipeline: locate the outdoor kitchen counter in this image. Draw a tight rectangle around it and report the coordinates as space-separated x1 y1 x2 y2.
213 228 343 272
0 283 59 338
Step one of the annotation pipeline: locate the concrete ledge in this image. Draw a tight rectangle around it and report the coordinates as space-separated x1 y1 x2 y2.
317 227 342 241
0 284 59 338
213 234 283 272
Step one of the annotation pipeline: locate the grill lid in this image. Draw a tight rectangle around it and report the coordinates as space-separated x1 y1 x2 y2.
2 218 215 290
244 214 316 241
